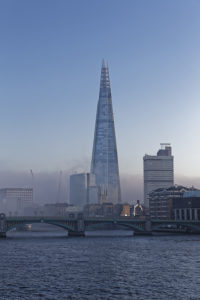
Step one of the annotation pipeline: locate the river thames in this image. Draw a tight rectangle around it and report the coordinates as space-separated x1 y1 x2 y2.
0 230 200 300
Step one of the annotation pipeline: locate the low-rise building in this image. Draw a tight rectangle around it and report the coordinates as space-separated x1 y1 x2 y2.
43 203 83 218
173 195 200 221
120 204 131 217
84 204 102 217
149 185 197 219
0 188 33 216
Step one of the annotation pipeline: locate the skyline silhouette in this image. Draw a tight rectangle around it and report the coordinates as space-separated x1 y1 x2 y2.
0 1 200 202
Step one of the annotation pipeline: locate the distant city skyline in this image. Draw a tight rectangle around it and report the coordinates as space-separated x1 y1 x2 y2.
0 1 200 198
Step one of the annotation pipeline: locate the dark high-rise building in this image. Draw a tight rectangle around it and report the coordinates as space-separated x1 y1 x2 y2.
91 60 121 204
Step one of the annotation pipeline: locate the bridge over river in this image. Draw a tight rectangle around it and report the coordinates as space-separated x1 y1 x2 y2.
1 213 200 237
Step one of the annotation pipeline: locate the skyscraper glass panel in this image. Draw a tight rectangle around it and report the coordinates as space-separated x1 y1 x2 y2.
91 60 121 204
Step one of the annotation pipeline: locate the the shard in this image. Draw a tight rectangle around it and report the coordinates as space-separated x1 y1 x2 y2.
91 60 121 204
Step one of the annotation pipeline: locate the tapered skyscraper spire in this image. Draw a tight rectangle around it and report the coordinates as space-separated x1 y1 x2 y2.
91 61 121 203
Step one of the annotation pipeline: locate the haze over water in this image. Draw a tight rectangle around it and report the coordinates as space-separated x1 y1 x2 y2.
1 231 200 300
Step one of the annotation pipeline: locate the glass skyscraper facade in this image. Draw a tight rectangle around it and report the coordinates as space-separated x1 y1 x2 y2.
91 61 121 204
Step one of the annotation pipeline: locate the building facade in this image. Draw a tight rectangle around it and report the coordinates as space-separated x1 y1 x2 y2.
91 60 121 204
89 185 100 204
69 173 97 206
149 185 198 219
143 143 174 208
0 188 33 216
173 191 200 221
43 203 83 218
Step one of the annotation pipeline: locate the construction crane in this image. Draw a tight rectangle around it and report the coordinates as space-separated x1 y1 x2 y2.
57 170 62 203
30 169 34 183
30 169 34 202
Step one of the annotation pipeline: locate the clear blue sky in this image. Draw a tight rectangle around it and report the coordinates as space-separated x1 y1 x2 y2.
0 0 200 178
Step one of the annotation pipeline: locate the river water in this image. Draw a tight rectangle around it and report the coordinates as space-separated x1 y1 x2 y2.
0 230 200 300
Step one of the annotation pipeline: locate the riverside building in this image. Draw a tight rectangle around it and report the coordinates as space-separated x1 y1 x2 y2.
173 190 200 221
143 143 174 208
149 185 200 220
0 188 33 216
149 185 189 219
91 60 121 204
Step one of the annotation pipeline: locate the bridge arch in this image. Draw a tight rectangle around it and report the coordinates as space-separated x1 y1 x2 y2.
177 223 200 233
6 220 75 233
152 221 200 233
85 221 145 232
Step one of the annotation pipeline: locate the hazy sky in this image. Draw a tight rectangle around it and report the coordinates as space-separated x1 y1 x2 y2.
1 0 200 183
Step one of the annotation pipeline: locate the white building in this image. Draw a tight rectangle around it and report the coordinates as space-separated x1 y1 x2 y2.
0 188 33 216
69 173 98 206
143 144 174 208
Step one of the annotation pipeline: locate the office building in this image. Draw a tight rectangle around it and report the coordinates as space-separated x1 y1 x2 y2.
0 188 33 216
120 204 131 217
149 185 200 220
89 185 100 204
173 189 200 221
43 203 83 218
91 60 121 204
143 143 174 208
69 173 97 206
149 185 187 219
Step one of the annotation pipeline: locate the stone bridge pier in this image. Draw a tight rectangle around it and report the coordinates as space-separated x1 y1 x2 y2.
145 219 152 232
0 213 7 238
134 219 152 235
68 217 85 237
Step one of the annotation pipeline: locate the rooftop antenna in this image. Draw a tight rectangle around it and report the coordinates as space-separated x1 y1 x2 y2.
160 143 171 149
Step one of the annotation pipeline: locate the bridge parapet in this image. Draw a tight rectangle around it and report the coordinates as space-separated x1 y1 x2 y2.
4 215 200 237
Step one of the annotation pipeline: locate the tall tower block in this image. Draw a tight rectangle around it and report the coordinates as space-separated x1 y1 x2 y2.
91 60 121 204
143 143 174 208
